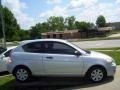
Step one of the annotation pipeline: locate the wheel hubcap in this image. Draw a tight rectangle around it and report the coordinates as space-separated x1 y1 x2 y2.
91 69 103 81
16 69 28 81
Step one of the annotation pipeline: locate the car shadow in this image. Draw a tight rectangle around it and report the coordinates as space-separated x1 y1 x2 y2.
13 76 114 90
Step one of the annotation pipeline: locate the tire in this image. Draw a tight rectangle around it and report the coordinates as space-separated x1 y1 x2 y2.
14 66 31 82
87 66 107 83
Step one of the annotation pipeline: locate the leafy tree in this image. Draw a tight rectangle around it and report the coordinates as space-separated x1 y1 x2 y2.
0 6 20 41
75 21 95 30
47 16 64 31
19 29 30 40
65 16 76 30
96 15 106 27
30 23 42 39
41 22 49 32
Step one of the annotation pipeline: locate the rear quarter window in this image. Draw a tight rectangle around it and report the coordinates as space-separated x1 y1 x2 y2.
22 42 44 53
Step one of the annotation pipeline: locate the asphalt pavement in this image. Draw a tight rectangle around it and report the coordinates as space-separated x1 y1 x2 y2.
72 39 120 49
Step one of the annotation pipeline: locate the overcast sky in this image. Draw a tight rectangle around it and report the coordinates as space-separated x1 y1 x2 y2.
2 0 120 29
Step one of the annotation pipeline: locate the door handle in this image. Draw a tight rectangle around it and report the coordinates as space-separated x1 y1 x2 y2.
46 57 53 59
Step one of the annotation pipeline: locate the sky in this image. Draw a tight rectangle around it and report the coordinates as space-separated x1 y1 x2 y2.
2 0 120 29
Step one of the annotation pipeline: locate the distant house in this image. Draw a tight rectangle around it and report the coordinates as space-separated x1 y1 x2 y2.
106 22 120 30
95 27 112 37
97 27 113 31
41 27 113 39
42 30 87 39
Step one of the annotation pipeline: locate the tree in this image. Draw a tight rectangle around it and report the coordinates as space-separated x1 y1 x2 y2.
30 23 41 39
75 21 95 30
0 6 20 41
41 22 49 32
65 16 76 30
96 15 106 27
19 29 30 40
47 16 64 31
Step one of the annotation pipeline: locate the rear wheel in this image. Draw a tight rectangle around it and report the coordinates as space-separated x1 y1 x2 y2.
87 67 107 82
14 66 31 82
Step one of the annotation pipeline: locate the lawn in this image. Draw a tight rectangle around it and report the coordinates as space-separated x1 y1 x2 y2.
88 47 120 50
89 47 120 65
0 76 15 90
98 51 120 65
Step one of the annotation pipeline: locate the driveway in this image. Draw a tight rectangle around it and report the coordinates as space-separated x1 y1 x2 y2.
72 39 120 49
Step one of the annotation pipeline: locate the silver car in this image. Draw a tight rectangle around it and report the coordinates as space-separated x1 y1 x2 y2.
7 39 116 82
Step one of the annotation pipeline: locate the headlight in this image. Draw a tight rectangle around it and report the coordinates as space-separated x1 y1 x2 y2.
109 58 116 64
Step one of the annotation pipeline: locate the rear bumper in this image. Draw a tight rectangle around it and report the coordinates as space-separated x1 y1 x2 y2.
107 62 116 76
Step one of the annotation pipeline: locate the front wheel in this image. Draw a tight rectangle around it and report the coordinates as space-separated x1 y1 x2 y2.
88 67 107 82
14 66 31 82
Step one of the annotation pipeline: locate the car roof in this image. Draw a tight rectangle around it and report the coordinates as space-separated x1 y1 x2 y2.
20 39 67 45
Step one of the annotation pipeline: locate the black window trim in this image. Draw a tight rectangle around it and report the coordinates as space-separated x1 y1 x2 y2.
22 41 45 53
22 41 81 55
43 41 81 55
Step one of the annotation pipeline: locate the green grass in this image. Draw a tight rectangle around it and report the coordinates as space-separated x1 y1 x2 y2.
111 30 120 34
0 76 15 90
88 47 120 50
98 51 120 65
88 47 120 65
89 47 120 65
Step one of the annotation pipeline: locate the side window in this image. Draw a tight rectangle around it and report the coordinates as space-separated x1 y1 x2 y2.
44 41 76 55
4 49 12 57
22 42 44 53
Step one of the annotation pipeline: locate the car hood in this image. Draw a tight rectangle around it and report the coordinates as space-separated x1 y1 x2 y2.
89 51 113 62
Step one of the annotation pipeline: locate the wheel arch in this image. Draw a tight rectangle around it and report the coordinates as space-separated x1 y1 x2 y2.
85 64 107 77
12 65 32 75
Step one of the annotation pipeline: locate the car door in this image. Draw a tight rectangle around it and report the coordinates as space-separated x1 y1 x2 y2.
22 42 45 75
43 41 84 75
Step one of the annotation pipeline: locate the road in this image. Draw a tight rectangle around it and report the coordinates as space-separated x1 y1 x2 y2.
72 39 120 49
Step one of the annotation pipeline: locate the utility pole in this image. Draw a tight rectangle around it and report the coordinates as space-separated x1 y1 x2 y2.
0 0 6 48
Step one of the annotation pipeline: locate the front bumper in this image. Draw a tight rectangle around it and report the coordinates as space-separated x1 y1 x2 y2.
107 62 116 76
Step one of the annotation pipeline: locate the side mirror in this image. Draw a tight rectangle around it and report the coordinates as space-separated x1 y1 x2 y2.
74 51 81 56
